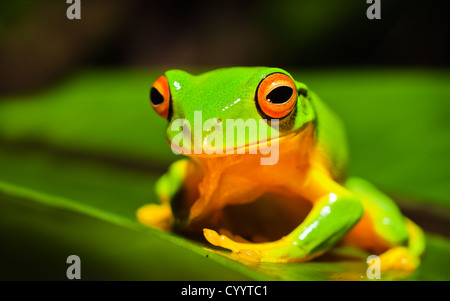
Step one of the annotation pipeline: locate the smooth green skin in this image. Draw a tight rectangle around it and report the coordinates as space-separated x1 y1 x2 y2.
154 67 416 262
164 67 312 150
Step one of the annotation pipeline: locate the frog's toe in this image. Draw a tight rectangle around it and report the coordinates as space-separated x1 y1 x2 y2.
378 246 419 272
218 229 252 243
237 249 263 262
203 228 240 251
203 228 263 262
203 229 252 253
137 203 173 231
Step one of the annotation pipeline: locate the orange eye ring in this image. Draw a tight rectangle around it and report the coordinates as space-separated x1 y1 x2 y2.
256 73 297 119
150 75 171 119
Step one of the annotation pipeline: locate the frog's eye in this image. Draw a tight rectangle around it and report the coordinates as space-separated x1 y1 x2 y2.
256 73 297 119
150 75 171 119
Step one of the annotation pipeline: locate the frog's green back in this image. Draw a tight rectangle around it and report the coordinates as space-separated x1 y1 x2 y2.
310 91 349 182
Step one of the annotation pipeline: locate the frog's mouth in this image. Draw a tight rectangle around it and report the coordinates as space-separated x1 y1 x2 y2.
167 129 302 158
184 191 312 243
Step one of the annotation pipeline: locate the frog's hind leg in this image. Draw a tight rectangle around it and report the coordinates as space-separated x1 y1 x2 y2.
343 177 425 271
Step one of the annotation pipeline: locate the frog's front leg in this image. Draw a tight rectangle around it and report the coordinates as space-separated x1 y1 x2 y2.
204 170 363 263
137 158 202 231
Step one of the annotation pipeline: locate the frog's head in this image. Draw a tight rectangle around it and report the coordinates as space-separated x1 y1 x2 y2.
149 67 315 156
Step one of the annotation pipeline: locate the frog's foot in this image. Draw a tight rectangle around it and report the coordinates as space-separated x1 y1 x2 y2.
378 246 420 272
203 228 308 263
137 203 174 232
218 229 252 244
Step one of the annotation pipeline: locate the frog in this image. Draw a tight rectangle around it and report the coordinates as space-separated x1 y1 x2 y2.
137 67 425 271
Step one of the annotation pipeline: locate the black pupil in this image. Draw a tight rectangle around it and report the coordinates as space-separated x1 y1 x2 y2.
150 87 164 105
266 86 293 104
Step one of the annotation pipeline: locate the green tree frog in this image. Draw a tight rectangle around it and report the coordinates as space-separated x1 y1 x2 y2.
138 67 425 271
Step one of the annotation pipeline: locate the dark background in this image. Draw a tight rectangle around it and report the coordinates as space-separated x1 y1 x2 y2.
0 0 448 95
